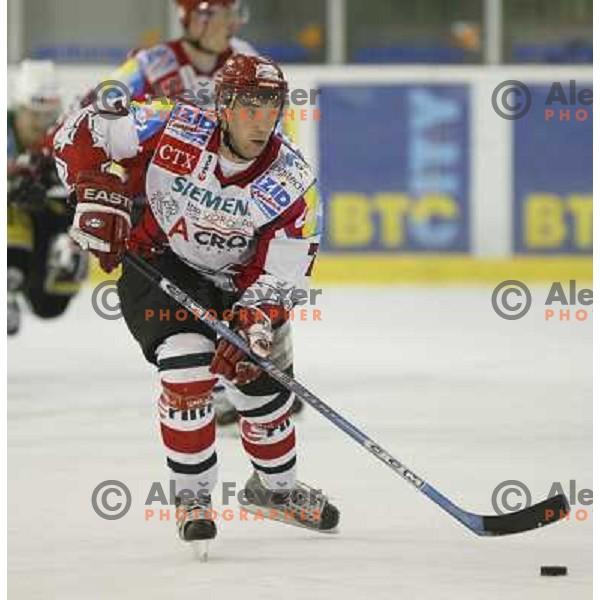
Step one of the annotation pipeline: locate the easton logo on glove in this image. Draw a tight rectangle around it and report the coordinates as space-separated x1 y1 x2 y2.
82 187 132 210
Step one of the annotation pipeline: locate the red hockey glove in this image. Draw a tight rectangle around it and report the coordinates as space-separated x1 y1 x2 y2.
69 171 132 273
210 306 283 386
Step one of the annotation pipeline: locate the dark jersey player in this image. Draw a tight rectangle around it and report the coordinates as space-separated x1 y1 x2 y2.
8 60 88 336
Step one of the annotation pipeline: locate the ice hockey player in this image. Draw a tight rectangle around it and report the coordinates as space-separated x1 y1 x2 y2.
8 60 88 336
84 0 256 111
77 0 306 425
53 54 339 544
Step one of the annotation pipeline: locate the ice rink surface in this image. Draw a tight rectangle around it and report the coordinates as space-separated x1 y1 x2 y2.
8 284 592 599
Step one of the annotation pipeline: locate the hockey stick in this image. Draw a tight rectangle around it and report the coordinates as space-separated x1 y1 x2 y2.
123 252 569 537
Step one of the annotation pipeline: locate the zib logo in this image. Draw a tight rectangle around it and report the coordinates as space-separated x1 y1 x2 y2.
252 175 292 218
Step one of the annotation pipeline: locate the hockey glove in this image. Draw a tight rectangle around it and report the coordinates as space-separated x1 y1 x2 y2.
210 306 282 386
70 171 132 273
8 167 47 212
7 151 57 212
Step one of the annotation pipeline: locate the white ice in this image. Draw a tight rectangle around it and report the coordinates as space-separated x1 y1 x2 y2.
8 285 592 599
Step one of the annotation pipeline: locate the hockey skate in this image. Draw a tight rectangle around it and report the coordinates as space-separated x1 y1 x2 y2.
243 471 340 532
175 494 216 561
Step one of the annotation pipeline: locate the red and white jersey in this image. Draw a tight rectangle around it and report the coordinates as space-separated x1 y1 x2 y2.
86 38 257 110
53 102 321 306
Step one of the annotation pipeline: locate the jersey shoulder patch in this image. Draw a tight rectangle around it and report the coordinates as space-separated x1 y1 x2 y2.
136 43 180 84
250 138 316 222
148 102 217 176
161 102 218 149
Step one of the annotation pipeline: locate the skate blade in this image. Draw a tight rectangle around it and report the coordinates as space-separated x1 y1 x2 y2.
176 531 212 561
191 540 210 562
243 504 339 534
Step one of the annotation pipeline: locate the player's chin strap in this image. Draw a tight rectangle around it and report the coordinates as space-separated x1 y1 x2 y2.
122 250 571 539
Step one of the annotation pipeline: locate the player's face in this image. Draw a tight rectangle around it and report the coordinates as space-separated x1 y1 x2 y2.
189 5 238 54
225 91 282 160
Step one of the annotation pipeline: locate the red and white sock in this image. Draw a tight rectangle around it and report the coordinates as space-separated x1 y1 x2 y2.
156 333 218 499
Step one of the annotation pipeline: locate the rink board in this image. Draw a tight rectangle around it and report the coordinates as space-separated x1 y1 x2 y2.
7 65 593 283
88 255 592 285
513 83 593 255
317 80 592 261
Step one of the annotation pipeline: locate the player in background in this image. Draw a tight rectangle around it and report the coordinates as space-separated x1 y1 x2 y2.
84 0 255 111
53 54 337 545
8 61 88 336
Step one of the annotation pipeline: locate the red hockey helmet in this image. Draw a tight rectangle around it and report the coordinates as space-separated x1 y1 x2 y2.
215 54 288 113
175 0 249 28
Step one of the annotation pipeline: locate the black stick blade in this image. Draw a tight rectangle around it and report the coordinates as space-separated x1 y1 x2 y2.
481 494 569 536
